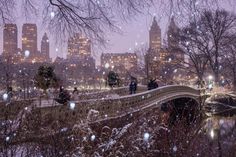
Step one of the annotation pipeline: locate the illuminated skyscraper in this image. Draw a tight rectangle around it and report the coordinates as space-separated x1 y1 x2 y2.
67 33 80 58
41 33 50 61
167 17 179 49
22 23 37 58
3 24 18 56
67 33 91 59
149 16 161 52
78 37 91 58
167 17 184 62
146 17 162 79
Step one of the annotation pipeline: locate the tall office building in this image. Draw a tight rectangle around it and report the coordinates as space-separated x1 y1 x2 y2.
67 33 92 59
167 17 184 63
79 37 91 58
3 24 18 56
146 17 162 79
167 17 179 49
67 33 80 58
149 16 162 52
22 23 37 58
41 33 50 61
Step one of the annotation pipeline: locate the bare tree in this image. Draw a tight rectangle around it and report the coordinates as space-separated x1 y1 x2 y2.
177 22 210 87
223 35 236 90
195 10 236 85
0 0 234 43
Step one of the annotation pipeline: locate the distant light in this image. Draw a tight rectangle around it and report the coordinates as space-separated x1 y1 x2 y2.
208 84 213 89
210 129 215 139
2 93 8 101
5 136 10 142
69 102 76 110
143 132 150 141
91 135 96 141
173 145 177 152
24 50 30 58
56 48 59 52
105 63 109 69
208 75 213 80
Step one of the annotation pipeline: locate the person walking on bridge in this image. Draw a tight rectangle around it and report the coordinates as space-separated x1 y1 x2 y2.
148 79 158 90
129 80 137 94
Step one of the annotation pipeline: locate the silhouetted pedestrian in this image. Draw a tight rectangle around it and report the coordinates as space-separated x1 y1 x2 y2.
73 87 79 94
55 86 70 105
148 79 158 90
129 80 137 94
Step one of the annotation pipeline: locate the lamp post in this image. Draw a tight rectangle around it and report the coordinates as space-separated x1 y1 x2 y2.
104 63 110 88
208 75 213 91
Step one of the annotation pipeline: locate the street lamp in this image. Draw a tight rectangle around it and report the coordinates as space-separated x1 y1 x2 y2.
208 75 213 81
208 75 213 91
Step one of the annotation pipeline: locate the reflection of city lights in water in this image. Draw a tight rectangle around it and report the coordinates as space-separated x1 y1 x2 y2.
210 129 215 139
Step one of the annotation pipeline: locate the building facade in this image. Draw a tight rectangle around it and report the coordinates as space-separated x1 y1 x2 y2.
146 17 162 80
22 23 38 60
67 34 91 59
41 33 50 62
101 52 138 71
3 24 18 56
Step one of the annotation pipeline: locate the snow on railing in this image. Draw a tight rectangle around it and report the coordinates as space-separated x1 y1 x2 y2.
36 85 201 122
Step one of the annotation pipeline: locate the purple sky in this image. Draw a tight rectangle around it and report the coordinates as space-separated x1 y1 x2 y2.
0 1 235 65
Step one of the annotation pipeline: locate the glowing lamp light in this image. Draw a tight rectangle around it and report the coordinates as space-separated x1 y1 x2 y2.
24 50 30 58
208 75 213 80
105 63 110 69
210 129 215 139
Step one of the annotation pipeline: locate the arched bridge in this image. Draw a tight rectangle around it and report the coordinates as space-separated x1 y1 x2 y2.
36 85 202 123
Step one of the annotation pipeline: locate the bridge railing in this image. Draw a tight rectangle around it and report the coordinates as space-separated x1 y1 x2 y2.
73 85 147 100
37 85 201 122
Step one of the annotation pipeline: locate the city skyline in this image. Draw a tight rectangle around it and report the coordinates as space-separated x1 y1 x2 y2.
0 2 234 64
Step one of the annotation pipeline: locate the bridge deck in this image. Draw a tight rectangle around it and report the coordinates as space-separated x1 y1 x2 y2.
34 85 201 123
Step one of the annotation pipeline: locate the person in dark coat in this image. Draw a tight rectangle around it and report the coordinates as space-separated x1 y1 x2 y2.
129 80 137 94
73 87 79 94
148 79 159 90
55 86 71 104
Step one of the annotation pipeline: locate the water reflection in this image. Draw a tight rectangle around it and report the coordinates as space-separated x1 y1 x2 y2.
188 116 236 157
204 117 236 139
